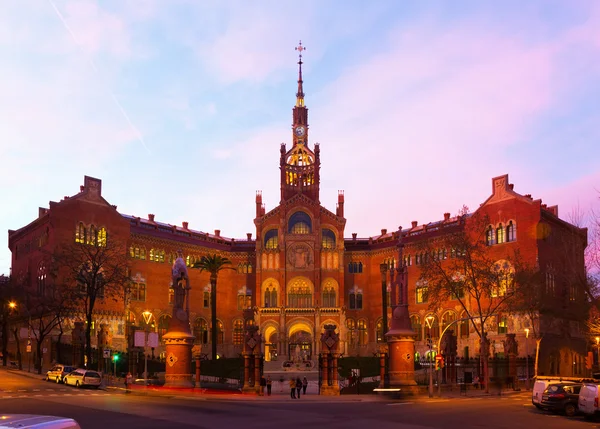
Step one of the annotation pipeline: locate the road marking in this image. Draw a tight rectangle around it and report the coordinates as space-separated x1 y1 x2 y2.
33 389 40 391
387 402 414 406
17 390 26 392
34 394 42 397
46 388 55 391
17 395 26 398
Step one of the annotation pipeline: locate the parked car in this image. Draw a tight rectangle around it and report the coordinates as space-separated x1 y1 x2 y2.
539 382 582 416
0 414 81 428
46 364 75 383
578 383 600 419
532 378 576 409
63 369 102 389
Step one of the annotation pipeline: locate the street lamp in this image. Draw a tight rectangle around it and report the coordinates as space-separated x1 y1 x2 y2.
595 337 599 371
8 302 16 310
425 315 435 398
524 328 530 390
142 310 153 387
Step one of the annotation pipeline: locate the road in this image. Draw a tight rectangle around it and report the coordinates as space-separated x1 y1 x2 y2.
0 370 596 429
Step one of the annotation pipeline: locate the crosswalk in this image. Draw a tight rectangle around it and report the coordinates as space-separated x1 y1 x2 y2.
0 387 112 399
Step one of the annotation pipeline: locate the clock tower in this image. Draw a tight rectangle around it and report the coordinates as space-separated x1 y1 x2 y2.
280 41 320 203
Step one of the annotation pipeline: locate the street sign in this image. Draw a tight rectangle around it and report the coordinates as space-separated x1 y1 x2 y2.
43 348 47 354
134 331 145 347
148 332 159 348
103 349 111 358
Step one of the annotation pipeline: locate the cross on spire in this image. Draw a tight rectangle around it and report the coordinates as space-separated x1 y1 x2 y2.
295 40 306 60
295 40 306 107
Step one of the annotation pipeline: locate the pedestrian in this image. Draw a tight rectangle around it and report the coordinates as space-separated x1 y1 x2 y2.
125 372 133 393
296 377 302 398
289 378 296 399
266 375 272 396
259 375 266 396
302 376 308 395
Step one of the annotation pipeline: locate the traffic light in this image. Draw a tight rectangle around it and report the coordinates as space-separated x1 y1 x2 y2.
586 352 593 370
113 353 119 363
435 355 444 371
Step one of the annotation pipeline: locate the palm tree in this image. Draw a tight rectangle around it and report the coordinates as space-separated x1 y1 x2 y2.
192 254 234 360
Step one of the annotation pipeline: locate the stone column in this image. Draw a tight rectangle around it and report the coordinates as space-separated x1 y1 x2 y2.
379 352 387 388
254 353 261 394
243 354 251 389
163 311 194 388
320 324 340 395
386 305 419 396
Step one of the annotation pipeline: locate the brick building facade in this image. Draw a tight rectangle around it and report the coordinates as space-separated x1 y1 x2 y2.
6 54 588 377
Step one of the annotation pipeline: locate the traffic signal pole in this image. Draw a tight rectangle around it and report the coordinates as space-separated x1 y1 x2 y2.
427 335 433 398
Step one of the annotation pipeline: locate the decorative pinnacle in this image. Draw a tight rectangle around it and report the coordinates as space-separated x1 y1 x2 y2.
295 40 306 107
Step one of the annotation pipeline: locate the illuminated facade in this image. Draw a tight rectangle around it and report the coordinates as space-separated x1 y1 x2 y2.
7 46 588 377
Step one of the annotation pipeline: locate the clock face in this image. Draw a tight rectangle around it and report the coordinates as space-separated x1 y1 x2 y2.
294 126 305 137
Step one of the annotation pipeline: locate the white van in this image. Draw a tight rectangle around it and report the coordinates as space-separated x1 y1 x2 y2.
532 378 576 409
578 383 600 419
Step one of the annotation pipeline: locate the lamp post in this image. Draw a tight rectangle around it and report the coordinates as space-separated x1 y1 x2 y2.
425 315 435 398
596 337 600 366
380 263 388 345
142 310 153 387
524 328 530 390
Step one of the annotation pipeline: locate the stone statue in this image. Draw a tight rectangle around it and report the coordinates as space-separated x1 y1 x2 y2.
502 333 518 356
171 250 191 316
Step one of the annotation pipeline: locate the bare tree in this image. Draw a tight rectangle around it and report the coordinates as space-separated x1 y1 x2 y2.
417 211 521 393
52 237 130 368
24 278 69 374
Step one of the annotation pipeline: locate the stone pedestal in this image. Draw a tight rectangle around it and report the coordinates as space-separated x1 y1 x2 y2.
320 325 340 396
163 310 194 388
386 305 419 396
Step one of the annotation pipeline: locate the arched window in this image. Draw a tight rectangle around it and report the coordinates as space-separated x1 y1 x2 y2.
498 316 508 334
322 285 336 307
358 319 368 345
203 290 210 308
416 281 428 304
237 288 252 310
75 222 86 244
37 263 47 296
349 287 363 310
97 227 107 247
212 320 224 344
264 229 279 249
193 318 208 344
321 229 336 249
288 212 312 234
506 221 516 242
376 318 388 343
486 226 495 246
410 315 422 341
130 282 146 302
233 319 244 345
150 249 156 261
496 224 505 244
441 311 456 336
139 247 146 260
287 278 312 308
264 285 278 308
158 315 171 340
87 225 97 246
459 312 470 338
346 318 356 347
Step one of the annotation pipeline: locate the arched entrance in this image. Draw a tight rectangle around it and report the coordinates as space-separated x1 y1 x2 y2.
263 325 279 362
288 322 313 360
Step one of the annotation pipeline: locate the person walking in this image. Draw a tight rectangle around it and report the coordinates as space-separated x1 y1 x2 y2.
302 376 308 395
125 372 133 393
289 378 297 399
296 377 302 398
266 375 272 396
259 375 266 396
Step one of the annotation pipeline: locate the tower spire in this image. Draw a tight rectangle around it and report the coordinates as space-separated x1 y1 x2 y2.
295 40 305 107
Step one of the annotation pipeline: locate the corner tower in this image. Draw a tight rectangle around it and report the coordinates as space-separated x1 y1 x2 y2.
280 41 320 203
